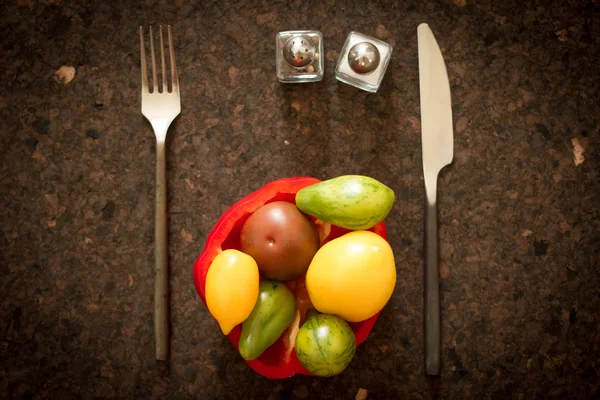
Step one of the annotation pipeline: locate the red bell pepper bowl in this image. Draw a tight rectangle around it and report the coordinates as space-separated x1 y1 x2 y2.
193 176 388 379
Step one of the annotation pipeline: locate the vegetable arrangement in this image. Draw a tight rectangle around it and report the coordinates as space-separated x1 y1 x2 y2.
193 175 396 378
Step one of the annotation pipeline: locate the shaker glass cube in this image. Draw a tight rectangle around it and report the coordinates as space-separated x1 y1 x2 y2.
335 31 392 93
276 30 324 83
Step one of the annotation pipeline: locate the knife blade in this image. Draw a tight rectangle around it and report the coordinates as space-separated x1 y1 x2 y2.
417 23 454 376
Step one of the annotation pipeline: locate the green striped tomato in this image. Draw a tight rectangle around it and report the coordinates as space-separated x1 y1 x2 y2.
295 313 356 377
295 175 395 230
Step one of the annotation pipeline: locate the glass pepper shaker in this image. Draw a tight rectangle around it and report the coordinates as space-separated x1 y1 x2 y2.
335 31 393 93
276 30 324 83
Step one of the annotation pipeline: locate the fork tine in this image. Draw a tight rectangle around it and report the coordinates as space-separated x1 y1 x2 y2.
159 26 167 93
140 27 149 93
168 25 179 93
149 26 158 93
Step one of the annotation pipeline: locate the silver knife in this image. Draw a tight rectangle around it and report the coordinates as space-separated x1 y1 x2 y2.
417 23 454 376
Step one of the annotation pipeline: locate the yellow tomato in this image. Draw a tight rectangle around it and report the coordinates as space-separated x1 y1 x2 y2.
205 249 259 335
306 231 396 322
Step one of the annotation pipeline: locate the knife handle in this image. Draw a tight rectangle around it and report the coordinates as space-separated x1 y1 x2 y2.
425 200 440 375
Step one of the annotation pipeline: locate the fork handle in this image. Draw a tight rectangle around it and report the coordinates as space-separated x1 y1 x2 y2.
155 140 169 361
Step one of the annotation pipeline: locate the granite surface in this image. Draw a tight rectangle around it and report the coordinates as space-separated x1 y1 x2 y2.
1 0 599 399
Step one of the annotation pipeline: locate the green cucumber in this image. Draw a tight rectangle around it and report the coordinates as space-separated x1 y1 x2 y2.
295 175 395 230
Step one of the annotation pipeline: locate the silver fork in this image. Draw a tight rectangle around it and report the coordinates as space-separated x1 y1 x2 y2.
140 25 181 361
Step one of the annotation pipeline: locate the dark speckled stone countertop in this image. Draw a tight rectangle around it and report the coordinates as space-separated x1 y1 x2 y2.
1 0 599 399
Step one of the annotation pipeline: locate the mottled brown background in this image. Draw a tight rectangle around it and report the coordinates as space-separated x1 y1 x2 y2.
1 0 599 399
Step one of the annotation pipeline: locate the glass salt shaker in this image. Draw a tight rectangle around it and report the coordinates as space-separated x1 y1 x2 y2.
335 31 393 93
276 30 324 83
